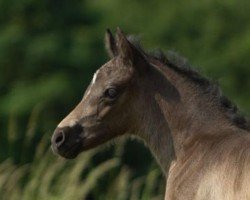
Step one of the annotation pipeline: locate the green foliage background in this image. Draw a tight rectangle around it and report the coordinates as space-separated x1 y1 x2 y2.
0 0 249 199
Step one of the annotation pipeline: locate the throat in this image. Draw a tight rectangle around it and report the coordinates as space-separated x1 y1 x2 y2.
144 125 176 173
135 95 176 173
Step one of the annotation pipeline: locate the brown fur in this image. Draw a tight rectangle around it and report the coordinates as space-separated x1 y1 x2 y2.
51 28 250 199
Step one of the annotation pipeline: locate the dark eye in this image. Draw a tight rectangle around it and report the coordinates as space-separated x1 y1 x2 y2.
105 88 118 99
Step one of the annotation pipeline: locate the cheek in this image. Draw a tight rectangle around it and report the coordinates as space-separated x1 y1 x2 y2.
97 103 112 119
97 92 132 124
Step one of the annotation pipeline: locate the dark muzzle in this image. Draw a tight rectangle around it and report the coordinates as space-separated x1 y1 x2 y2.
51 124 83 159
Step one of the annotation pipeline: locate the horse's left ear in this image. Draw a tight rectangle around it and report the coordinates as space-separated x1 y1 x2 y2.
115 27 146 66
105 29 118 58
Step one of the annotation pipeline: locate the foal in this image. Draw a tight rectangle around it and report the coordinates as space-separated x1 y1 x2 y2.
51 28 250 200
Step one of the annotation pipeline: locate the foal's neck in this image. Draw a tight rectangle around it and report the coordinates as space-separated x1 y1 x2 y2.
136 61 234 173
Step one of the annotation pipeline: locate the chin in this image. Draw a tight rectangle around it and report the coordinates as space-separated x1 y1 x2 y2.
51 142 83 159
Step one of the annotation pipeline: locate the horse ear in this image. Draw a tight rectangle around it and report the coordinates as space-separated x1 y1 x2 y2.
116 28 149 73
116 27 135 62
105 29 118 58
115 27 140 64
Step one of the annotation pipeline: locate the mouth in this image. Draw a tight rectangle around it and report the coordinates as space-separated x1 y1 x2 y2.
51 142 83 159
63 143 83 159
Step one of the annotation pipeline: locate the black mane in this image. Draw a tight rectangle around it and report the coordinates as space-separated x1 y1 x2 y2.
128 36 250 131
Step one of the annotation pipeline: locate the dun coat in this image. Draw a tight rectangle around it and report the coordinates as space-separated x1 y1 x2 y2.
51 28 250 200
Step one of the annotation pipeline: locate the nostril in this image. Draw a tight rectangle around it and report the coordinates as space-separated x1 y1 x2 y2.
55 131 65 147
55 134 63 143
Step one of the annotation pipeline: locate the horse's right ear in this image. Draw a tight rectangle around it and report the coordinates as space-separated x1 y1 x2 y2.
116 28 148 65
105 29 118 58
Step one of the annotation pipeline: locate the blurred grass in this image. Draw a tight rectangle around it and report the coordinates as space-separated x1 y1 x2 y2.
0 0 249 199
0 108 164 200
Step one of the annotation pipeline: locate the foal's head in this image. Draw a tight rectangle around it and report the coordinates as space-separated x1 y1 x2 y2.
51 29 151 159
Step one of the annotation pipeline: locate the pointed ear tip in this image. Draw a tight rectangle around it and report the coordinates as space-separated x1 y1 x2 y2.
116 27 124 35
105 29 112 37
116 27 127 40
106 28 111 33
